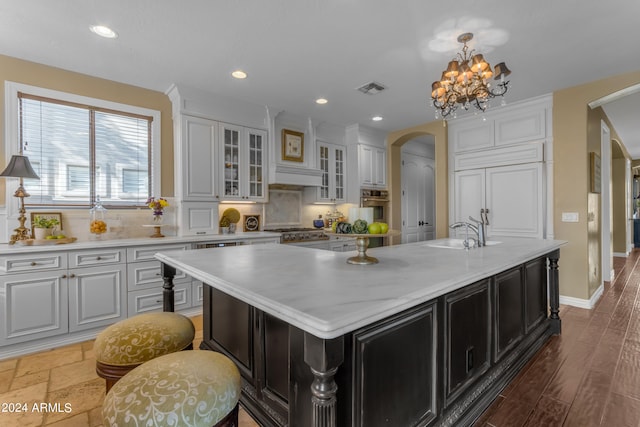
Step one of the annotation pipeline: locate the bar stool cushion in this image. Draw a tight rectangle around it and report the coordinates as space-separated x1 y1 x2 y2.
94 312 195 366
102 350 241 427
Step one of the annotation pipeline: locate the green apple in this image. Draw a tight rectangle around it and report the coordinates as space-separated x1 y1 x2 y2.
56 235 66 239
45 235 56 240
379 222 389 234
367 222 381 234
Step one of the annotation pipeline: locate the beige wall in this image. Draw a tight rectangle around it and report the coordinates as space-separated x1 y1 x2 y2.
554 70 640 300
0 54 174 204
386 121 448 241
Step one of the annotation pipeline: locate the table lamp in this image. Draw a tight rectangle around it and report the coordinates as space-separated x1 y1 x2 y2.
0 154 40 244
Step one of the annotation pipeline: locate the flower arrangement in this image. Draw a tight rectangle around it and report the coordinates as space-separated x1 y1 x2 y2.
146 197 169 218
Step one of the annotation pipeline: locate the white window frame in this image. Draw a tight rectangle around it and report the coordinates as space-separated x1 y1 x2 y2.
4 81 161 215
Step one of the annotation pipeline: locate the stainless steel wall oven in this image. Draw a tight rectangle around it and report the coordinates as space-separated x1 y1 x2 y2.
360 189 389 247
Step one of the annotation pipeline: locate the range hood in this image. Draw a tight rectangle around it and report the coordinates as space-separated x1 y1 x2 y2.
271 164 323 187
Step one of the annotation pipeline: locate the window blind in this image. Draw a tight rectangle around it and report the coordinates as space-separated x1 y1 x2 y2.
19 92 152 208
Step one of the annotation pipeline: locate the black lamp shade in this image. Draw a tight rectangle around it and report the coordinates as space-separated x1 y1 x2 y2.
0 155 40 179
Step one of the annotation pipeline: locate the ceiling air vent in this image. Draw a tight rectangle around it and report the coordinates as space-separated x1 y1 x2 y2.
356 81 386 95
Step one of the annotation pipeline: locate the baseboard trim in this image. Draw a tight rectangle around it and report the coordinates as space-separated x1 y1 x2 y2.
613 252 629 258
559 284 604 309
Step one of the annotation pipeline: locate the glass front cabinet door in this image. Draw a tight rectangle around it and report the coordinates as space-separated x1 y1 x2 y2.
219 123 267 202
317 142 346 203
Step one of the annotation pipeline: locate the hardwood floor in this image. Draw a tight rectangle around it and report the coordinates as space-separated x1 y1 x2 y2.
1 252 640 426
475 250 640 427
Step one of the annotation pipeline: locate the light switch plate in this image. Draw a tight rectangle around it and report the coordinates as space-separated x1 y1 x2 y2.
562 212 579 222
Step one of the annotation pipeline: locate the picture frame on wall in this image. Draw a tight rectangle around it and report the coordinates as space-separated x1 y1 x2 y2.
590 152 601 193
282 129 304 162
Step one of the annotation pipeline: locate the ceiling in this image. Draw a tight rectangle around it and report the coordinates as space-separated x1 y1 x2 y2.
2 1 640 155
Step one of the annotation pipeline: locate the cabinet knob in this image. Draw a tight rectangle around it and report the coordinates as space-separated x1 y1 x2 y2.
96 256 102 261
31 262 37 266
70 274 76 278
62 274 67 279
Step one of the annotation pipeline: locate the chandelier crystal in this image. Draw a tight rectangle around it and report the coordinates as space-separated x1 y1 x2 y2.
431 33 511 119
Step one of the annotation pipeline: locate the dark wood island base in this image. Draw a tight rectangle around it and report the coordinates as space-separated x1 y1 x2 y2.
162 250 561 427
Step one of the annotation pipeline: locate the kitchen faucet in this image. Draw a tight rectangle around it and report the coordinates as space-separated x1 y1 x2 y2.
450 209 490 247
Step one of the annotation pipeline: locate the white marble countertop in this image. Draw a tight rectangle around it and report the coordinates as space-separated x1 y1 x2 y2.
155 237 566 339
0 232 281 255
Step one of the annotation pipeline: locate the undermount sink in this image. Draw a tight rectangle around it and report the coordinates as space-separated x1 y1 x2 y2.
423 238 502 250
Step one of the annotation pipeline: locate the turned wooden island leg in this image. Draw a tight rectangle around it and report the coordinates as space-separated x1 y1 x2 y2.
303 334 344 427
548 249 561 334
161 263 176 312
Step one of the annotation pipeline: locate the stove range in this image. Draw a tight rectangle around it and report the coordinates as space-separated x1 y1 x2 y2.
265 227 329 243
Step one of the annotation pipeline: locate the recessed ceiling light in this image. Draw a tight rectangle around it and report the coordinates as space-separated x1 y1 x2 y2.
90 25 118 39
316 98 328 105
231 70 247 79
372 116 383 121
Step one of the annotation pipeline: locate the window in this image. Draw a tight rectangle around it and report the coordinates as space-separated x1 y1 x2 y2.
6 82 161 208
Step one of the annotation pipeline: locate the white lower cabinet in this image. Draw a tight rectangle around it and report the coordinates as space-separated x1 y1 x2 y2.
128 282 191 316
0 235 279 357
68 264 127 332
0 271 68 345
126 244 192 316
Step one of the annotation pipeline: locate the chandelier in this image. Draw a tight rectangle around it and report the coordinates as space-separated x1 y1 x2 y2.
431 32 511 119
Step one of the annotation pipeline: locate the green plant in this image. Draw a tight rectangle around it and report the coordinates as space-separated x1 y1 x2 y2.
32 215 60 229
219 216 231 227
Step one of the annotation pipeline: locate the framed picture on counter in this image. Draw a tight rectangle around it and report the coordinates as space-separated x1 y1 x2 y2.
282 129 304 162
30 212 63 237
244 215 260 232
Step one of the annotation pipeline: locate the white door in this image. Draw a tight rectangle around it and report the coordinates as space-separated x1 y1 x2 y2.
402 153 435 243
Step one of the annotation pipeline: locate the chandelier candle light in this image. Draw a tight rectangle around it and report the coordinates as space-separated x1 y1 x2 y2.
431 32 511 119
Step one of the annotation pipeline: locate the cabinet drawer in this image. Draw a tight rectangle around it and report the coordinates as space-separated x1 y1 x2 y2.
127 244 192 262
0 253 67 273
127 260 189 291
68 249 125 268
128 283 191 316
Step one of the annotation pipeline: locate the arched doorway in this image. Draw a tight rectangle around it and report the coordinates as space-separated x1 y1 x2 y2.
386 122 448 244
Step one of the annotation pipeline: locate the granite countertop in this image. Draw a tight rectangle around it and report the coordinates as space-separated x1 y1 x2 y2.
155 237 566 339
0 232 281 255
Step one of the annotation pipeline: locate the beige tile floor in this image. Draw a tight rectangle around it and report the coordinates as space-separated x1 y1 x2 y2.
0 315 259 427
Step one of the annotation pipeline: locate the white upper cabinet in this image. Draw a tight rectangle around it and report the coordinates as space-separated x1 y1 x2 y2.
308 141 346 203
219 123 267 202
450 120 494 153
177 115 219 201
359 144 386 187
449 95 551 154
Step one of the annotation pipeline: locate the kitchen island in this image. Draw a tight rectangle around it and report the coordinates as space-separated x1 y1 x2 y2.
157 237 565 427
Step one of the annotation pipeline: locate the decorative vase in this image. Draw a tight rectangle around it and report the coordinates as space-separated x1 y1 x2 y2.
229 223 236 234
220 227 230 234
153 213 163 224
34 227 50 240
